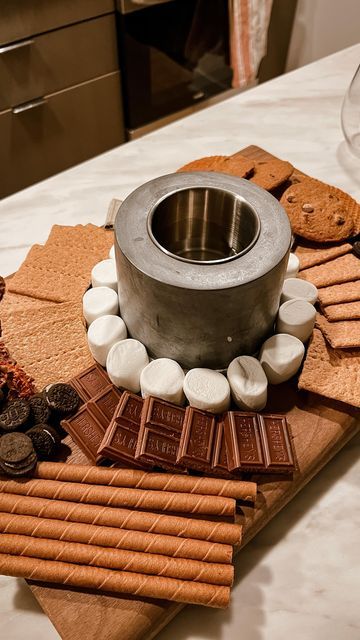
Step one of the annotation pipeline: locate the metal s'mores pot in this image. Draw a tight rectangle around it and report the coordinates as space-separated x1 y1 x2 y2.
114 172 291 369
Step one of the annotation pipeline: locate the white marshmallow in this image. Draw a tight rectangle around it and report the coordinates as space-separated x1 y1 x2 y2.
276 299 316 343
91 259 118 291
140 358 185 405
285 252 300 279
106 339 149 392
87 315 127 366
259 333 305 384
183 368 230 413
109 245 115 261
83 287 119 325
281 277 318 305
227 355 268 411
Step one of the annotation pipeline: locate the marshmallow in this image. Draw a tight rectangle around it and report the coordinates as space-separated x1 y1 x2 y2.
227 355 268 411
106 339 149 392
285 252 300 279
276 299 316 343
87 315 127 366
140 358 185 405
281 277 318 305
183 368 230 413
91 259 118 291
259 333 305 384
109 245 115 261
83 287 119 325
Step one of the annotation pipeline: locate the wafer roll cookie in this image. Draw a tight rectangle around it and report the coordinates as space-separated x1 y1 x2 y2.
0 534 234 586
35 462 257 502
0 493 242 545
0 554 230 608
0 513 232 563
0 478 235 517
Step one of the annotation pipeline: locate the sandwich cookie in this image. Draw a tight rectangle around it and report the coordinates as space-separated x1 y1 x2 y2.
259 333 305 384
285 253 300 279
83 286 119 325
276 299 316 343
140 358 185 405
183 369 230 413
227 355 268 411
27 424 60 459
281 277 318 305
91 259 118 291
87 315 127 366
0 399 30 432
0 432 37 476
106 339 149 392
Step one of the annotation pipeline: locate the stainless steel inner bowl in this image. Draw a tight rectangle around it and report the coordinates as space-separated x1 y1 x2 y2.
148 186 260 264
114 172 291 369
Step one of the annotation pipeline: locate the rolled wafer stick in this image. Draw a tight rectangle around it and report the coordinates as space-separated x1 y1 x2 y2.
0 477 235 517
0 513 232 563
0 493 242 545
0 554 230 608
34 462 257 502
0 534 233 586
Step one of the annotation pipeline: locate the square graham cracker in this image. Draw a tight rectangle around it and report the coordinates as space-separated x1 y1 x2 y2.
299 254 360 288
7 225 114 303
316 313 360 349
318 280 360 307
323 301 360 322
296 243 352 271
2 302 93 390
299 329 360 408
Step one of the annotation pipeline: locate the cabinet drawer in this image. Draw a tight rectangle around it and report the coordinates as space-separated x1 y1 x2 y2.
0 0 114 45
0 71 125 198
0 15 119 111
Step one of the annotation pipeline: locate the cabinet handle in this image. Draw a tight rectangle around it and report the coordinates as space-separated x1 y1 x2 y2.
0 39 34 54
12 97 47 114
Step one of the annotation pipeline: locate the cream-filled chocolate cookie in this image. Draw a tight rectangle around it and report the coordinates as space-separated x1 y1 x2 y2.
183 368 230 413
106 339 149 392
140 358 185 405
87 315 127 366
281 277 318 305
83 287 119 325
91 259 118 291
276 299 316 343
227 355 268 411
259 333 305 384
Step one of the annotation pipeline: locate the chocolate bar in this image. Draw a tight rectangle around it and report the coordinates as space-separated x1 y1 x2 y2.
223 411 294 474
97 392 149 469
70 363 111 402
62 405 109 464
135 397 185 470
177 407 216 472
88 386 123 423
211 421 233 478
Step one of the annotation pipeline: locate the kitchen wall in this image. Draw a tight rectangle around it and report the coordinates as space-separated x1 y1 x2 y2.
286 0 360 71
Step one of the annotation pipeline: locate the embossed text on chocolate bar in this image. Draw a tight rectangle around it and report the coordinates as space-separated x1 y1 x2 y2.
70 363 111 401
135 396 185 470
62 405 108 464
177 407 216 470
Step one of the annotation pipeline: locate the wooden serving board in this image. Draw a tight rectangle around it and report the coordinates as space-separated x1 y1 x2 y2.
26 146 359 640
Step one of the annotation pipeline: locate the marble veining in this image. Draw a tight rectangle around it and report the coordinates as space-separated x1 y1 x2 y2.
0 44 359 640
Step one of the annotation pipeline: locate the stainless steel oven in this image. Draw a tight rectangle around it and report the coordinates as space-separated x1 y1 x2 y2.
116 0 232 136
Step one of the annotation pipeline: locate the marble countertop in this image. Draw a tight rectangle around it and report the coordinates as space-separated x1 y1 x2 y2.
0 44 359 640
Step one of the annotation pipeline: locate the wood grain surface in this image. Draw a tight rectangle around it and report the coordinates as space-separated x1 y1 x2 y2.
24 146 359 640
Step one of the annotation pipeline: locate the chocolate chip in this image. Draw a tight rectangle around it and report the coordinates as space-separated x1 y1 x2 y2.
302 204 314 213
287 194 296 203
334 214 345 225
44 383 80 416
0 399 30 432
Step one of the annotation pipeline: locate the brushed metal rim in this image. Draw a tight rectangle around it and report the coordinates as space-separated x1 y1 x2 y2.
146 185 261 265
115 172 291 291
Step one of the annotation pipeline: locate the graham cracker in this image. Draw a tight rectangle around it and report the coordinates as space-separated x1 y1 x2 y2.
318 280 360 307
2 302 93 390
315 313 360 349
1 290 58 311
298 329 360 408
8 225 113 303
299 254 360 288
249 158 293 191
296 243 353 270
323 301 360 322
177 155 255 178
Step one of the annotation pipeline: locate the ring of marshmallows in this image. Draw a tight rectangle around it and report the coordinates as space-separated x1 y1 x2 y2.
83 249 318 414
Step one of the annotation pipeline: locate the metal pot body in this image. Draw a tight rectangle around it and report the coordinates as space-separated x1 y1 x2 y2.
115 172 291 369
